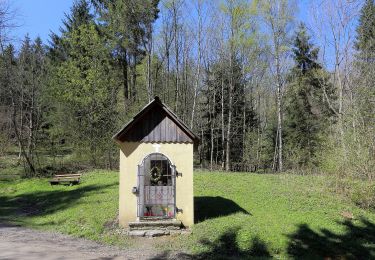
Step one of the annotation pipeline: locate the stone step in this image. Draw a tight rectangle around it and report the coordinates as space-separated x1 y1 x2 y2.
128 220 182 231
128 230 169 237
128 229 191 237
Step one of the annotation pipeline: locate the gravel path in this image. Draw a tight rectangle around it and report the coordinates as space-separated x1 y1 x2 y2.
0 224 165 260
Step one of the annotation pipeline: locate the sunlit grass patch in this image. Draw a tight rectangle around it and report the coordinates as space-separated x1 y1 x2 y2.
1 169 375 258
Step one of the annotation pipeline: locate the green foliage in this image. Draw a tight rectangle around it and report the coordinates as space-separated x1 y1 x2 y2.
284 24 336 168
321 128 375 181
259 0 295 53
325 0 375 183
50 22 119 165
355 0 375 59
0 36 49 175
0 0 164 174
351 181 375 209
220 0 257 50
201 58 257 168
48 0 94 63
92 0 160 101
0 44 17 109
2 0 375 177
354 0 375 129
0 132 10 155
242 122 276 172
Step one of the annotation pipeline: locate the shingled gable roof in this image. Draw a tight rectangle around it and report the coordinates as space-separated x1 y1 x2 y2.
113 96 199 144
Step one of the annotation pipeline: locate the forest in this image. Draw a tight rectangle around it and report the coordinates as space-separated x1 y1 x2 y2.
0 0 374 183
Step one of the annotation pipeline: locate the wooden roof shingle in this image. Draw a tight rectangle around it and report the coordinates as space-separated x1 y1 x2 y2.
113 97 199 145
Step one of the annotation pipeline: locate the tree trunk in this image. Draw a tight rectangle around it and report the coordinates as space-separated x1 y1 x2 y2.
182 35 188 121
190 0 202 129
146 52 152 102
108 148 113 170
173 2 179 113
221 75 225 170
256 92 262 171
18 87 24 159
28 82 35 163
226 10 235 172
226 82 233 172
336 64 346 155
275 43 283 172
276 85 283 172
226 63 233 171
210 90 215 171
165 35 170 103
122 50 129 107
11 98 35 175
147 23 153 102
131 53 137 101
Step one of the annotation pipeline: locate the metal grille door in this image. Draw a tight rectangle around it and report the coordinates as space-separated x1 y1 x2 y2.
137 153 176 219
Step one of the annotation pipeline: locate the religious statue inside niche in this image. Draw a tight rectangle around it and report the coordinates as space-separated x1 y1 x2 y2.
161 206 169 217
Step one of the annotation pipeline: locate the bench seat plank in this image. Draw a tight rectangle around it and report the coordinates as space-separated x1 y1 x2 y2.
49 174 82 185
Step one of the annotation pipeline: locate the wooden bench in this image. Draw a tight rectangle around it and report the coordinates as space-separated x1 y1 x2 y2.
49 174 82 186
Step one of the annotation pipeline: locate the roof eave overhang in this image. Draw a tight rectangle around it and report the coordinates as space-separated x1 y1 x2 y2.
113 97 200 145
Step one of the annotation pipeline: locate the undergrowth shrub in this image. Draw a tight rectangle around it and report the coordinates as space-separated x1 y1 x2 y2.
320 130 375 209
350 182 375 209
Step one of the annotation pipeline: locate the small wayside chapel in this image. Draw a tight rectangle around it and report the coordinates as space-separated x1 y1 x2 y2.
113 97 199 234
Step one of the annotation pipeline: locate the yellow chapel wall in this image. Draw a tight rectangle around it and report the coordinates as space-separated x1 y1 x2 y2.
118 142 194 228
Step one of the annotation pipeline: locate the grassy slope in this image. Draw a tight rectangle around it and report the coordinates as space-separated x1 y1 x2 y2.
0 170 128 246
1 170 375 258
186 172 375 258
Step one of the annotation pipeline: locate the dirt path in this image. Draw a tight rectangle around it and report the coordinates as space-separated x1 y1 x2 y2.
0 224 172 260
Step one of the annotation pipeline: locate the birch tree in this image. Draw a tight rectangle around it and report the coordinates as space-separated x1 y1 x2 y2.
260 0 294 172
310 0 361 152
190 0 204 129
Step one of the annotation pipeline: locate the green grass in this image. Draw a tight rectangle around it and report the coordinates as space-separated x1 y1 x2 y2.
1 170 375 259
0 170 130 246
185 172 375 259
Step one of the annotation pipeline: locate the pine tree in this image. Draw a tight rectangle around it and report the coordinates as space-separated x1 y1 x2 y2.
284 23 336 167
355 0 375 61
18 36 36 170
12 36 49 174
52 22 119 166
92 0 160 104
48 0 94 63
355 0 375 126
0 45 19 156
201 57 256 170
352 0 375 152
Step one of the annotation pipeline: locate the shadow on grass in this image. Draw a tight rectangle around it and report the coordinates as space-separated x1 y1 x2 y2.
287 217 375 259
0 184 115 222
194 196 251 223
152 227 270 259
